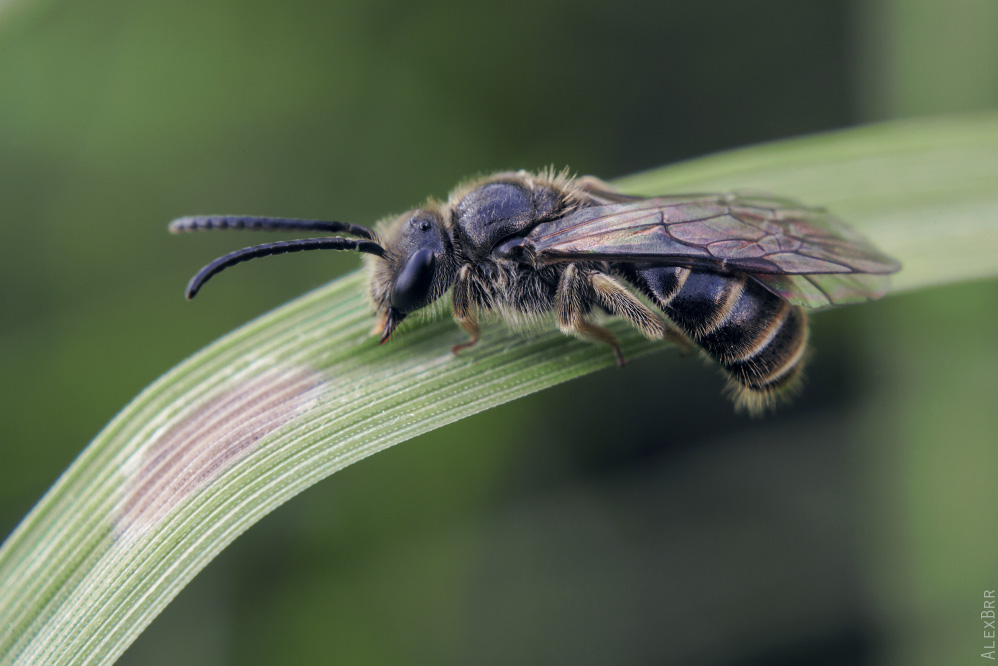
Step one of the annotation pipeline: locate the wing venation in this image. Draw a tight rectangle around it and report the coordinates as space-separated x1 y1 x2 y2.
527 193 900 307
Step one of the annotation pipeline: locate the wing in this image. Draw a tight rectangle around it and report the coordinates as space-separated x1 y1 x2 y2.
527 193 901 308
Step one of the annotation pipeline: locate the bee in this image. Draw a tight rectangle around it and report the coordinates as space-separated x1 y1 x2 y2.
170 169 900 413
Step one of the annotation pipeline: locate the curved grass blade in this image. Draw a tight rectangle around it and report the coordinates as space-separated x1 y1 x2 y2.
2 113 998 666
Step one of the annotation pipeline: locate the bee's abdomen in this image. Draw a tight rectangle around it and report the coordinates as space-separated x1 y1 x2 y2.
624 265 809 406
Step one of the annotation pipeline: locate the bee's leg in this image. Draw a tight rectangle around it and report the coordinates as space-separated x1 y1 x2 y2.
589 272 693 354
451 264 481 354
557 263 627 367
452 318 480 355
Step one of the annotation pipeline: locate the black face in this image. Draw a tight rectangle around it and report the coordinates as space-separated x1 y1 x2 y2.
388 210 450 314
373 208 456 343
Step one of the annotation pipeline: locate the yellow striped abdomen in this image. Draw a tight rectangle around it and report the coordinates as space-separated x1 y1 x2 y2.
622 265 809 413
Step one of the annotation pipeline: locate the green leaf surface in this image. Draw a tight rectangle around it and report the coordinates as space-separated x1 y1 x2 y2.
1 114 997 666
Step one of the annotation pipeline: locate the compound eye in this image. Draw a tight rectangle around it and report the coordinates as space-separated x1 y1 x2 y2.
390 248 436 312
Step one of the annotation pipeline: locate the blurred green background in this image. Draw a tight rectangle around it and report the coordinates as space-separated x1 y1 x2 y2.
1 1 997 665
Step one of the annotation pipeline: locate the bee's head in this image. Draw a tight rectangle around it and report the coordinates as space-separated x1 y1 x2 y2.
170 209 454 344
170 206 457 342
369 207 458 343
